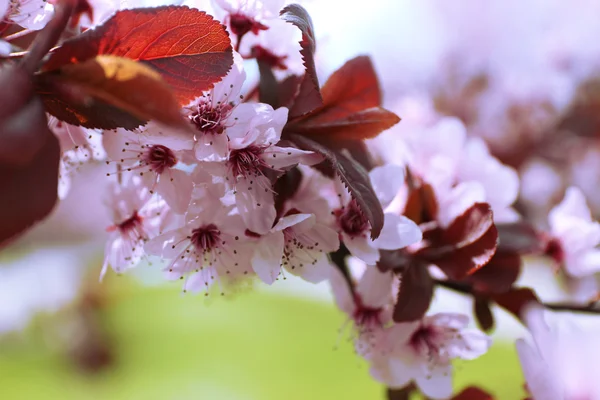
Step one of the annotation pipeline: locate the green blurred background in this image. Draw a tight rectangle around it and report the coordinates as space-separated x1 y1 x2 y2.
0 271 523 400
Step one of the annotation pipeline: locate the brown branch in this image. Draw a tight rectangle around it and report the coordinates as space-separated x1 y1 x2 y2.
434 279 600 315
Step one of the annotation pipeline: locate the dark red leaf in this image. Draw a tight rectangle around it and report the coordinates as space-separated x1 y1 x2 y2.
289 107 400 140
419 204 498 280
289 134 384 239
257 58 279 108
0 128 60 247
443 203 495 249
468 251 522 294
435 223 498 279
376 250 411 273
493 287 540 322
273 166 303 218
285 56 400 141
321 55 381 109
386 385 415 400
452 386 494 400
403 180 438 224
42 6 233 105
280 4 322 117
474 298 495 332
497 222 544 254
36 55 196 131
393 262 434 322
0 66 60 247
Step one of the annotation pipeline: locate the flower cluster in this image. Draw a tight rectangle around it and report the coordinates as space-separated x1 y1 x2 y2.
5 0 600 399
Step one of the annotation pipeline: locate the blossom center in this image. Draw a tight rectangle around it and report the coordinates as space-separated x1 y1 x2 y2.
229 12 268 37
189 99 232 135
336 200 369 237
116 211 144 236
352 294 383 329
191 224 221 252
229 145 269 178
545 237 565 264
143 145 177 174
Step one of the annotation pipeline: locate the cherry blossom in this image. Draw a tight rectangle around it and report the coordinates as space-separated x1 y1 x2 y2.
49 118 105 199
360 313 491 399
329 262 394 333
546 186 600 278
4 0 54 29
380 115 519 225
516 304 600 400
251 166 339 283
332 164 422 265
201 108 321 234
212 0 283 45
145 192 254 294
101 176 171 280
251 211 339 284
103 128 193 214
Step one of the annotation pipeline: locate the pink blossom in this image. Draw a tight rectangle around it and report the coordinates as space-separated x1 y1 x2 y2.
250 166 339 284
381 115 519 225
332 164 422 265
547 187 600 278
360 313 491 399
251 211 339 284
329 263 394 333
4 0 53 29
145 195 254 294
103 128 193 214
182 52 251 161
200 108 321 234
101 176 171 280
49 118 105 199
213 0 283 43
516 304 600 400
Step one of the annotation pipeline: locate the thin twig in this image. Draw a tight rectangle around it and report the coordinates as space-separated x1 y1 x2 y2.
20 0 75 74
434 279 600 315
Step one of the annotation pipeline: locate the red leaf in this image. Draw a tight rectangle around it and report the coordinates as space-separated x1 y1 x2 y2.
493 287 540 322
452 387 494 400
443 203 495 249
36 55 194 131
321 55 381 110
289 134 384 239
435 223 498 279
285 56 400 141
474 298 495 332
497 222 543 254
289 107 400 140
42 6 233 105
403 181 438 224
468 251 522 294
393 263 434 322
420 203 499 280
280 4 323 117
0 66 60 247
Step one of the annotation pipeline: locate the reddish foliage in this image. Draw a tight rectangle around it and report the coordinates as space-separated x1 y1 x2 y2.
393 262 434 322
286 56 400 141
36 55 195 131
468 251 522 294
280 4 323 117
418 203 499 280
452 386 494 400
403 180 438 224
42 6 233 105
492 287 540 322
496 221 543 254
474 298 495 332
289 134 384 239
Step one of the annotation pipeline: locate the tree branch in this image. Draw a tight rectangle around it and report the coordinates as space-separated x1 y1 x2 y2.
434 279 600 315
